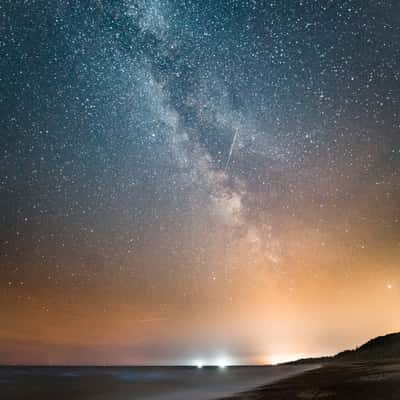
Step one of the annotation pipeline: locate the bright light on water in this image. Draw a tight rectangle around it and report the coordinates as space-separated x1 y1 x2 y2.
191 356 230 368
216 357 228 368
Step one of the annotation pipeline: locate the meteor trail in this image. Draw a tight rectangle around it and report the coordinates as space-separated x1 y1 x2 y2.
224 129 239 172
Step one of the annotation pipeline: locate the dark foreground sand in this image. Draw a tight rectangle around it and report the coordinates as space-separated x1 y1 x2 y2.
222 360 400 400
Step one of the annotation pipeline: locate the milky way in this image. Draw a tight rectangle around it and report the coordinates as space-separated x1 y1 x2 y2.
0 1 399 365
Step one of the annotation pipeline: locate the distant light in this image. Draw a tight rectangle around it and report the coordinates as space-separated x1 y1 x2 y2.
217 357 228 368
192 356 231 368
387 284 393 290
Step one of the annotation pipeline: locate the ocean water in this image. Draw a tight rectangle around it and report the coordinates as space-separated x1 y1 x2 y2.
0 364 317 400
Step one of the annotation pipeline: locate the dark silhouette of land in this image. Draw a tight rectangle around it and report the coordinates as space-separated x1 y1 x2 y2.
335 332 400 361
282 332 400 365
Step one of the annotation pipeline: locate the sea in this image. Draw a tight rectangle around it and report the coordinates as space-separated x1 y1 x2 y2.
0 364 317 400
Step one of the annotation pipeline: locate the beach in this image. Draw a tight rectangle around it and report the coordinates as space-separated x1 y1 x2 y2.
222 360 400 400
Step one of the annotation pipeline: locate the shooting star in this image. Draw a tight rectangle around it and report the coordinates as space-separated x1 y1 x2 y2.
224 128 239 172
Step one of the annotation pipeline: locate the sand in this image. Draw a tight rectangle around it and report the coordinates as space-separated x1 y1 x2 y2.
221 360 400 400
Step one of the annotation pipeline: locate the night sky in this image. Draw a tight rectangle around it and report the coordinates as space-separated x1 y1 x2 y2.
1 0 399 365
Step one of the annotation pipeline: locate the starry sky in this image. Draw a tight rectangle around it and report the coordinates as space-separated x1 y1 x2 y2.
0 0 399 365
